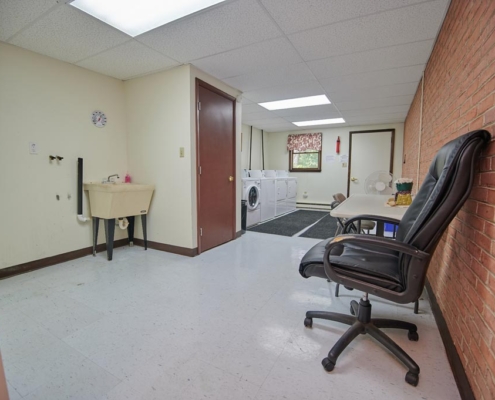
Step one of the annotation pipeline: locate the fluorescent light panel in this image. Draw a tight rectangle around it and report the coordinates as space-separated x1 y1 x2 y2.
293 118 345 127
259 95 330 111
71 0 227 37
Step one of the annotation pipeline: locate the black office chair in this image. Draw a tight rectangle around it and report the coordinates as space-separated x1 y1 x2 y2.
299 130 490 386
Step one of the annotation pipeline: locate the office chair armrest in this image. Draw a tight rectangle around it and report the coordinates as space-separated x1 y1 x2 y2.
324 234 429 260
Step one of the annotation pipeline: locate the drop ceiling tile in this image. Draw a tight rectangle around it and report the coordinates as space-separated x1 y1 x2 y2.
76 41 179 80
342 104 411 117
242 80 325 103
273 104 340 119
137 0 281 62
241 110 275 121
320 65 424 93
191 37 303 79
242 116 288 125
224 63 315 92
242 103 266 115
260 0 428 34
328 82 418 103
334 95 414 111
307 40 434 80
345 113 407 124
0 0 59 41
288 1 449 61
10 5 130 63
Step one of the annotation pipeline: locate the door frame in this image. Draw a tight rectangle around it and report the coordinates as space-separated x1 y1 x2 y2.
195 78 236 254
347 129 395 197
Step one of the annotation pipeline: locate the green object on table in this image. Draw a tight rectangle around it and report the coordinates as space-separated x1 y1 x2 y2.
396 182 413 191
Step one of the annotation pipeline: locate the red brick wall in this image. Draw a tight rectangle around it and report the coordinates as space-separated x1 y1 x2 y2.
403 1 495 398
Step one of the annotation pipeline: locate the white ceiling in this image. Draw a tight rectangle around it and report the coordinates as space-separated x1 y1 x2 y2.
0 0 450 131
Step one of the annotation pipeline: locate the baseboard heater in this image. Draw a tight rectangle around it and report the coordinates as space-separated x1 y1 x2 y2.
297 202 332 209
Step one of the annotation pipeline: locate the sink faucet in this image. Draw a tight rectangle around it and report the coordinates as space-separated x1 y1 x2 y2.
105 174 119 183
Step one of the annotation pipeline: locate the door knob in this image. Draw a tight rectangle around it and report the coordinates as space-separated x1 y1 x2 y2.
351 177 358 182
229 176 234 182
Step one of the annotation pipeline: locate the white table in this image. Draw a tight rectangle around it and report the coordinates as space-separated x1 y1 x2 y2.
330 194 409 235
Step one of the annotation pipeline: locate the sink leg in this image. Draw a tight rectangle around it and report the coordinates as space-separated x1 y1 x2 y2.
92 217 99 256
141 214 148 250
127 216 135 246
104 218 116 261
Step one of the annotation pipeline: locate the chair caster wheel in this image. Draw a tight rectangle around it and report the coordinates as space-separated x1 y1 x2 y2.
405 371 419 386
408 331 419 341
304 317 313 328
321 358 335 372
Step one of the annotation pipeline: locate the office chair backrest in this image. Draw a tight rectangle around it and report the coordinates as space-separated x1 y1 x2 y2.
395 130 490 281
333 193 346 203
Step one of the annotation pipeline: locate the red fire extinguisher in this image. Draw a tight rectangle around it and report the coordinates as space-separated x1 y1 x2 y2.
336 136 341 154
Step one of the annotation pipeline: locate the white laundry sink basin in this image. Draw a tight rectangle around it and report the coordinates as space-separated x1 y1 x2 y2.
84 183 155 219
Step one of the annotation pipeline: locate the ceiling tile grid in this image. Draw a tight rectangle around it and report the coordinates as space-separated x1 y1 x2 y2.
223 62 315 92
76 41 180 80
260 0 427 35
0 0 450 130
190 37 303 79
306 40 434 80
242 80 326 103
9 5 131 63
288 1 449 61
320 64 425 93
0 0 59 42
136 0 282 62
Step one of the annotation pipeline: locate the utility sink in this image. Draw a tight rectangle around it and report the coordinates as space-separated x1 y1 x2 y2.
84 183 155 219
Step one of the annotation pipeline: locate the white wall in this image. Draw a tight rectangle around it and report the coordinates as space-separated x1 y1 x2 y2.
0 43 128 269
264 123 404 205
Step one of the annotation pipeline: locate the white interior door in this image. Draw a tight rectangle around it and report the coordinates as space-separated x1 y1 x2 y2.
348 130 394 196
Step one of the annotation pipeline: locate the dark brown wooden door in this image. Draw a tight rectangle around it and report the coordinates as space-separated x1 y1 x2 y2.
196 80 236 253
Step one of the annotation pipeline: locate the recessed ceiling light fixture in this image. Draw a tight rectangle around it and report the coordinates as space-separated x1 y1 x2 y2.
259 95 330 111
293 118 345 127
71 0 227 37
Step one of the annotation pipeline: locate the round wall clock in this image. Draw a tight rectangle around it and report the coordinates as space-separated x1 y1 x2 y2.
92 111 107 128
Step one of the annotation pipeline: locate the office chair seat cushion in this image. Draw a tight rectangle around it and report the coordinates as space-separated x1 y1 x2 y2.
299 238 404 292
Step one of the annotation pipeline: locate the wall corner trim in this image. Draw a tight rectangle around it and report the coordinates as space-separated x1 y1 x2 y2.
425 280 475 400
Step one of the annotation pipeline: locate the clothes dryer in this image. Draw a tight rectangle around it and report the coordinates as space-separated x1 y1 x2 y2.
260 170 277 221
275 170 289 216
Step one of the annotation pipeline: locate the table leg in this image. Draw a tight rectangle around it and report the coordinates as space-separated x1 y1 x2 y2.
141 214 148 250
92 217 99 256
127 216 135 246
104 218 115 260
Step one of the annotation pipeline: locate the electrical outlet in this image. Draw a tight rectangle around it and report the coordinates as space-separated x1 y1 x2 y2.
342 162 348 168
29 142 38 154
180 147 185 158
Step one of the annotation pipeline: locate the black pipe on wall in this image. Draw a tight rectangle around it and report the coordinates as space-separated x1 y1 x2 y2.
249 125 253 170
77 158 83 215
261 130 264 170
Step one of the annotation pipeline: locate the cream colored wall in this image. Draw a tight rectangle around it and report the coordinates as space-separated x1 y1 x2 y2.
125 65 194 248
190 66 242 240
0 43 128 270
265 123 404 205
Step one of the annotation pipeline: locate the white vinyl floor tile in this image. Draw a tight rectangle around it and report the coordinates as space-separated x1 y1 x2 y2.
0 232 460 399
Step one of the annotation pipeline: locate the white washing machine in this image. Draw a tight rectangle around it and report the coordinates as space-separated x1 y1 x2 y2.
260 170 277 221
242 177 261 227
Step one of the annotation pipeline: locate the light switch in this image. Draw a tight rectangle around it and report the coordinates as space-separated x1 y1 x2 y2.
29 142 38 154
342 162 347 167
180 147 185 158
